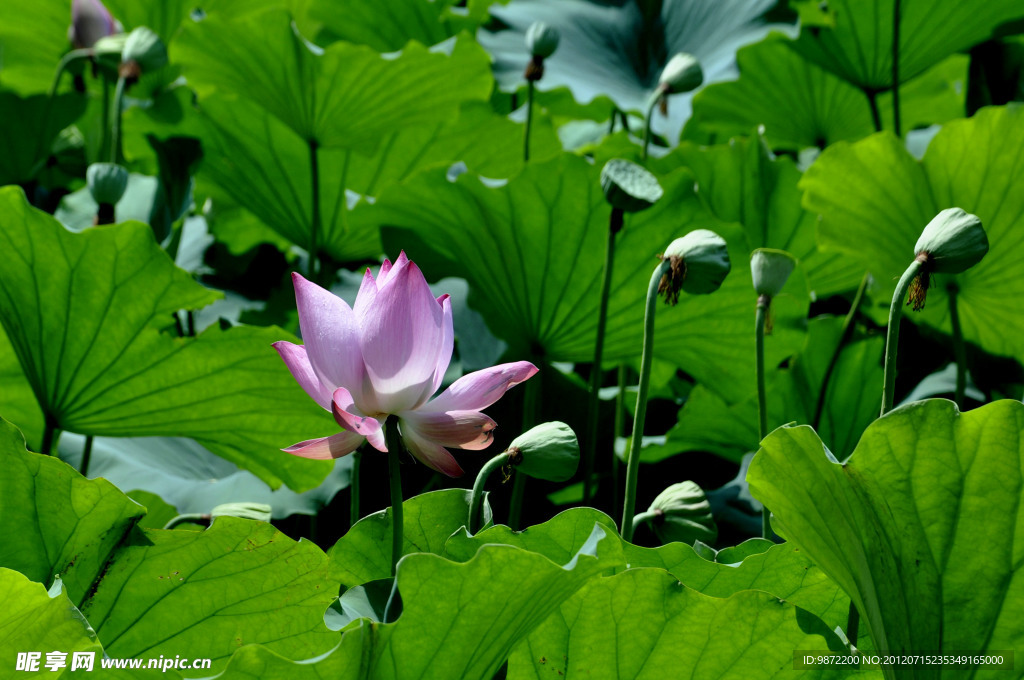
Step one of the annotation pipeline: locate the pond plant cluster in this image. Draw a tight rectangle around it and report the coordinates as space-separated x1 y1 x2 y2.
1 0 1023 678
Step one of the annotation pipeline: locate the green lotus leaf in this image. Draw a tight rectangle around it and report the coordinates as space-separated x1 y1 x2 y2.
748 399 1024 670
800 105 1024 358
0 92 87 186
0 0 70 94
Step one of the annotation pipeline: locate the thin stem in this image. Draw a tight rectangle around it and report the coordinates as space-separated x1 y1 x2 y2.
99 75 111 165
307 139 321 281
847 608 861 650
469 452 508 534
631 509 660 535
186 310 195 337
163 513 209 530
812 271 870 430
523 80 535 162
508 374 539 529
882 259 923 416
892 0 902 137
508 473 526 529
583 209 621 505
110 75 127 163
755 295 770 539
948 284 966 408
642 95 659 162
349 448 362 528
385 420 405 577
621 260 671 543
866 89 883 133
608 105 618 134
36 49 93 174
79 435 94 476
40 418 58 457
612 363 627 516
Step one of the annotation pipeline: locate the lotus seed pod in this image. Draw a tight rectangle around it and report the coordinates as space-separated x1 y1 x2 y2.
660 230 731 300
525 21 560 59
646 481 718 546
658 52 703 94
210 502 272 523
508 421 579 482
600 159 663 213
914 208 987 274
86 162 128 205
750 248 797 298
122 26 167 72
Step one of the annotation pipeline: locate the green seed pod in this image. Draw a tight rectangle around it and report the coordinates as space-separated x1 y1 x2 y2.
914 208 987 274
122 26 167 72
210 502 272 523
646 481 718 546
508 421 579 482
86 162 128 205
660 230 731 300
525 21 560 59
750 248 796 298
658 52 703 94
600 159 663 213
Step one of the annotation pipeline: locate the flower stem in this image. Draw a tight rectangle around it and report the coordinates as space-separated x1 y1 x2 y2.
612 363 627 516
349 447 362 528
621 259 671 543
608 105 618 135
508 373 539 529
892 0 902 137
642 95 659 161
865 89 883 133
385 420 405 577
469 452 508 534
523 80 535 162
79 435 94 477
948 283 966 408
40 416 58 457
812 271 870 430
307 138 321 282
583 208 621 505
99 75 111 166
882 259 923 416
755 294 771 539
110 75 127 164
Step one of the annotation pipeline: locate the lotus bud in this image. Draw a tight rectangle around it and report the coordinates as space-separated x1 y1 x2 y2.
69 0 122 50
645 481 718 546
659 230 731 303
121 26 167 78
907 208 987 310
750 248 796 298
524 21 560 81
658 52 703 95
86 162 128 205
210 502 272 523
507 421 579 482
600 159 663 215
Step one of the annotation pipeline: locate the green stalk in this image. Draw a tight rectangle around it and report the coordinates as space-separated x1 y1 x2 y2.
385 419 405 577
583 209 622 504
612 363 627 516
349 448 362 528
469 452 508 534
307 139 321 281
99 75 111 165
35 48 93 175
892 0 902 137
110 75 127 163
642 95 659 161
812 271 870 430
866 89 883 133
882 259 924 416
755 295 771 539
508 373 539 529
523 80 535 162
40 417 58 457
620 260 671 543
948 283 966 408
80 435 94 477
608 105 618 135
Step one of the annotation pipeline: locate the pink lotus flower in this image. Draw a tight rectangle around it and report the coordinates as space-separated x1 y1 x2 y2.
274 253 538 477
68 0 122 50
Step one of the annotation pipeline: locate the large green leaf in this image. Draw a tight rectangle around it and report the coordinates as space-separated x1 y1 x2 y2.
800 105 1024 358
0 418 144 604
0 570 101 669
787 0 1024 90
174 10 492 150
0 0 69 94
328 488 490 587
508 568 862 680
0 187 333 491
376 155 808 403
643 317 883 463
686 34 968 151
0 326 45 449
749 399 1024 673
213 524 622 679
81 518 336 673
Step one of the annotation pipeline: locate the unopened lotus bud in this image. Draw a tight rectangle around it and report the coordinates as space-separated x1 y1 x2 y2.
121 26 167 77
907 208 987 310
86 162 128 205
210 502 272 523
659 230 731 303
646 481 717 545
600 159 663 214
507 421 579 482
750 248 796 298
69 0 122 50
658 53 703 95
524 22 560 81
